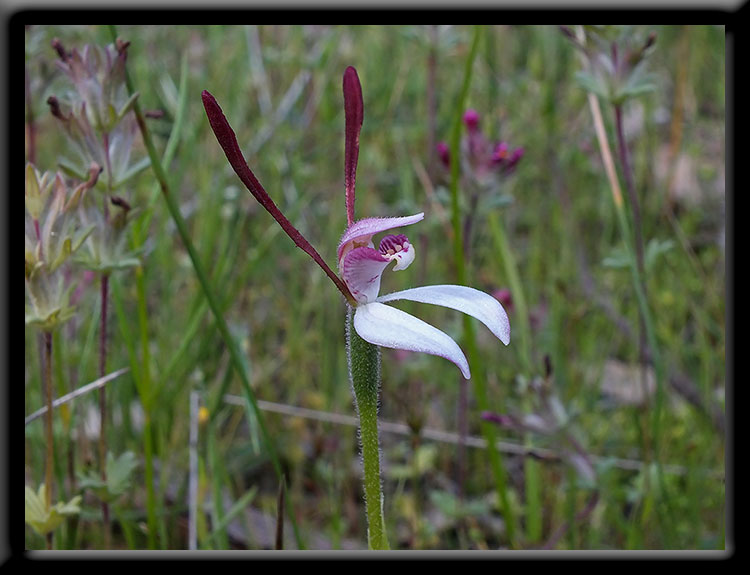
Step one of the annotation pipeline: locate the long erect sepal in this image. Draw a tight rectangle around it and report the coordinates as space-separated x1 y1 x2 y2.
343 66 364 226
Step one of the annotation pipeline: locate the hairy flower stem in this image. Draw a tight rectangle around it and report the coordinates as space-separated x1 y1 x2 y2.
347 307 389 550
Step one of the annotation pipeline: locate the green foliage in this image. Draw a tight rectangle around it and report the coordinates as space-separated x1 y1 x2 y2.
24 24 725 551
78 451 138 503
25 484 82 536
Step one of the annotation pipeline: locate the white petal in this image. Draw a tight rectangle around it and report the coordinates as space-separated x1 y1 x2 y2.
353 302 471 379
376 284 510 345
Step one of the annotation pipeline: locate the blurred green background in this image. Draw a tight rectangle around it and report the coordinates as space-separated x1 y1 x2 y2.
25 25 725 550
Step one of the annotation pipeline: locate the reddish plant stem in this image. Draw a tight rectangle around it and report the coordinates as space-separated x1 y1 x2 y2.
612 42 645 286
43 332 54 506
99 273 111 548
614 103 652 460
42 331 54 548
614 104 646 281
26 62 37 164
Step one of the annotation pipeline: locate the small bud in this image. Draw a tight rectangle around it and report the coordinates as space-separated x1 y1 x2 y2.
51 37 68 61
145 109 165 119
87 163 103 188
115 37 131 58
436 141 450 168
46 95 66 121
493 288 514 313
111 195 132 212
559 25 575 40
629 31 658 68
505 147 524 171
462 109 480 131
544 354 553 379
481 411 510 427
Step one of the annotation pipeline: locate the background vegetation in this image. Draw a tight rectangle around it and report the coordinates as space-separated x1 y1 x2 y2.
24 24 726 550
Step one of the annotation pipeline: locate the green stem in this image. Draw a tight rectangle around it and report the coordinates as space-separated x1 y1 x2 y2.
108 25 305 549
346 307 389 550
576 27 673 544
488 214 531 369
127 54 188 550
448 25 517 547
487 212 541 543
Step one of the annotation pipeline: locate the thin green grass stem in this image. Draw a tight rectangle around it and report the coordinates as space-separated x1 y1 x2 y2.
487 212 541 543
207 421 230 549
346 307 390 550
448 25 517 548
109 269 158 548
109 24 305 550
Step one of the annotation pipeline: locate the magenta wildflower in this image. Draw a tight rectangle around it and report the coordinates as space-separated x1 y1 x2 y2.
436 141 450 169
492 288 514 313
437 109 524 183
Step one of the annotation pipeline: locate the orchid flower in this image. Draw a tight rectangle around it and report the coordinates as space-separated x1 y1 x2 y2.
337 213 510 379
337 72 510 380
202 66 510 549
202 69 510 381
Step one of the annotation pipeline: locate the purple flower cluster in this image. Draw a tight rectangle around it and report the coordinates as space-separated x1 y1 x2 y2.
438 109 523 184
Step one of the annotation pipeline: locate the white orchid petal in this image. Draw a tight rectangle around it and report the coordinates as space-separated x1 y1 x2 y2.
376 284 510 345
353 302 471 379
